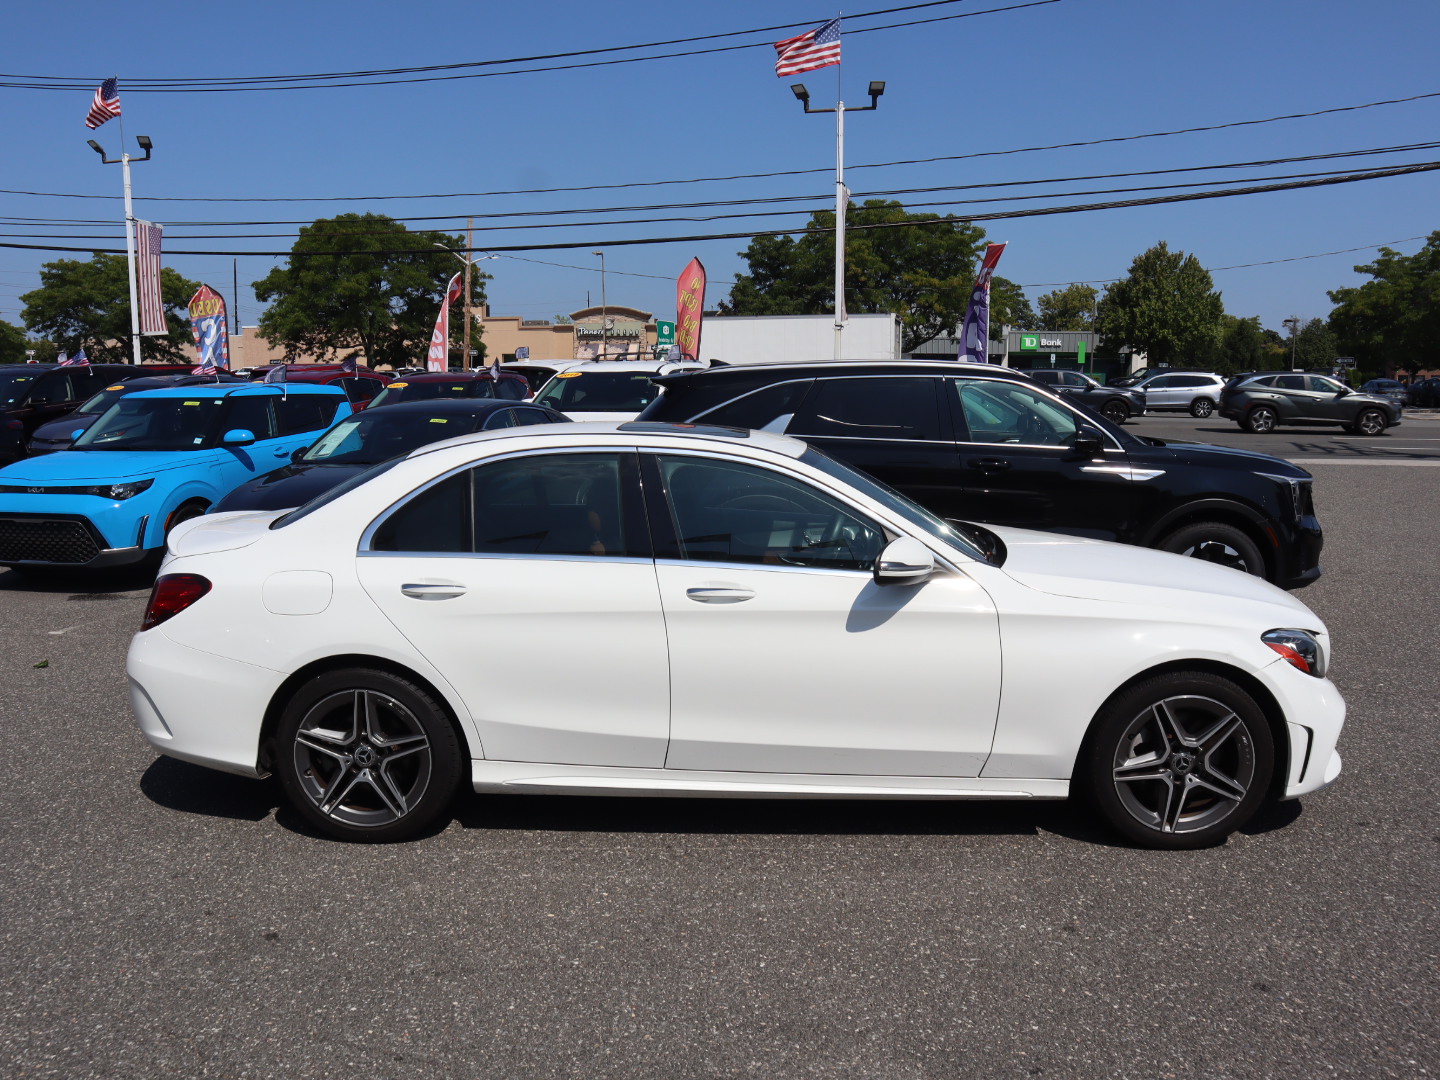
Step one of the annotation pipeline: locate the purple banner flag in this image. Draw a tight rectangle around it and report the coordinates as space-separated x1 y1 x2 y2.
958 243 1007 364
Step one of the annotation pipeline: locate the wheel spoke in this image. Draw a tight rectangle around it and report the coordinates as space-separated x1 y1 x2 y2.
295 732 352 765
1162 779 1191 832
1152 699 1190 746
318 765 365 817
1192 766 1246 804
363 768 406 819
1113 757 1168 783
357 690 382 743
1195 711 1242 753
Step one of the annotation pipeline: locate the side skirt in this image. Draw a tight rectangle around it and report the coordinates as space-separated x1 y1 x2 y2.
471 760 1069 800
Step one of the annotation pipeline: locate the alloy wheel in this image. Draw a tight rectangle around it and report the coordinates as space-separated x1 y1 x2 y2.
1246 407 1276 433
1356 409 1386 436
1191 398 1214 418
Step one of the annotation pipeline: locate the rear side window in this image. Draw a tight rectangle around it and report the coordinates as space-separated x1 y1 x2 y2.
1275 375 1306 390
495 377 527 401
276 394 339 435
789 377 943 441
339 377 384 403
699 380 812 430
223 396 277 439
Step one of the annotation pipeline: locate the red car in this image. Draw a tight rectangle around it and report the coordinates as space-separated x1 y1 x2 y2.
364 369 530 410
247 364 392 409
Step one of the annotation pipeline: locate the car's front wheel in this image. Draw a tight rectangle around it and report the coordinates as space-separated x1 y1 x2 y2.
1100 399 1129 424
1354 408 1387 436
1190 398 1215 418
1157 521 1266 578
1083 671 1275 849
275 668 464 842
1245 406 1277 433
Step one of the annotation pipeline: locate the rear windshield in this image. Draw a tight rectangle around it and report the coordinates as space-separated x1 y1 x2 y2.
301 409 484 465
533 371 659 413
0 370 38 406
368 380 496 408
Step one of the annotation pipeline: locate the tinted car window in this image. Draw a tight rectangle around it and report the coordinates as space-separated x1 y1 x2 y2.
699 380 813 430
656 454 884 572
1174 375 1213 388
75 397 224 451
33 372 75 403
511 408 560 426
1275 375 1306 390
1246 376 1276 388
339 377 383 403
1025 370 1061 385
954 381 1079 447
0 370 39 406
789 377 942 441
275 394 337 435
223 396 277 439
371 471 471 553
1308 376 1344 393
533 371 660 414
482 409 516 430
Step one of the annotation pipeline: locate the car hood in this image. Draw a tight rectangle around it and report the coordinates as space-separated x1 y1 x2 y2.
990 525 1316 621
31 415 100 443
213 462 367 513
1129 438 1309 478
0 448 211 483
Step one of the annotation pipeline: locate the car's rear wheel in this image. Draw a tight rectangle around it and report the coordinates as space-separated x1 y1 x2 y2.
1083 671 1274 849
1157 521 1266 578
1355 408 1387 436
1245 406 1277 433
1100 399 1129 424
275 668 463 842
1190 398 1215 418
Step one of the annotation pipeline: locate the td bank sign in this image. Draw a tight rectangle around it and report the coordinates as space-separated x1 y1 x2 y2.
1019 334 1066 350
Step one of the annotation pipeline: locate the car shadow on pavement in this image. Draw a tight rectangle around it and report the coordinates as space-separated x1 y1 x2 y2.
0 565 154 596
140 756 279 822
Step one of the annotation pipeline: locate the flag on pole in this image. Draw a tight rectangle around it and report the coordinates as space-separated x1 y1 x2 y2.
85 78 122 129
188 284 230 374
264 364 288 384
427 272 464 372
958 243 1007 364
59 348 90 366
56 351 67 365
135 220 166 335
339 353 359 374
774 18 841 77
676 259 707 361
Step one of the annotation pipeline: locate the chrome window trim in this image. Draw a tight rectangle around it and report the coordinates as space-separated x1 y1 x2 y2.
358 549 653 565
358 444 637 554
653 556 873 579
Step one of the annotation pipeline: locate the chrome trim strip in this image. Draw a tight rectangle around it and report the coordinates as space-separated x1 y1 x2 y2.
1079 465 1166 481
358 549 652 565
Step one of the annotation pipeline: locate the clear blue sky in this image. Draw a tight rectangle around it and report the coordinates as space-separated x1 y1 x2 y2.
1 0 1436 342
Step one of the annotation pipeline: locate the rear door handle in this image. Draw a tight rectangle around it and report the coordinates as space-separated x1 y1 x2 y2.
685 586 755 603
401 582 467 600
969 458 1012 470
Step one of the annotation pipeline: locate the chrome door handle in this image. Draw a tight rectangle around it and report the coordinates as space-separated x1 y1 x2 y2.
970 458 1012 470
401 583 467 600
685 587 755 603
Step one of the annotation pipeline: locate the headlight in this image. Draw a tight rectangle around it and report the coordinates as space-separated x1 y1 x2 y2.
79 479 155 500
1263 629 1327 678
1258 472 1309 524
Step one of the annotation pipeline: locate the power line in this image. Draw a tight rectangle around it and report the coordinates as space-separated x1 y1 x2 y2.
3 161 1435 257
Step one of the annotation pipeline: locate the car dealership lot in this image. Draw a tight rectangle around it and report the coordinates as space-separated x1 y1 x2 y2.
1 416 1435 1079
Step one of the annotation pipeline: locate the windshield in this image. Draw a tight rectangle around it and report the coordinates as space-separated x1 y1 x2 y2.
534 370 659 413
368 379 494 408
271 458 402 529
76 384 135 417
0 370 39 406
72 396 223 451
302 409 482 465
798 447 991 564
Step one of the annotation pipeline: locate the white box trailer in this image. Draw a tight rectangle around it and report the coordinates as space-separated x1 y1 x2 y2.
695 314 901 365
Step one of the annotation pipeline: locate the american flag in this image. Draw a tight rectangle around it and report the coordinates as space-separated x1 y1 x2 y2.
59 347 90 366
135 220 166 335
774 18 841 77
85 78 122 130
193 356 218 376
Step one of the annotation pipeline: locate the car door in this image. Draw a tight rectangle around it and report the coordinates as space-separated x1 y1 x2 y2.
1141 374 1181 409
644 451 1001 777
782 375 964 519
213 394 285 493
1268 374 1310 419
20 370 76 433
356 450 670 768
1305 375 1351 422
947 378 1137 540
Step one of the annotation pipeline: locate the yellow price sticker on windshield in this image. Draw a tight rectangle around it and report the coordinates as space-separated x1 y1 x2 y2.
106 384 125 391
389 381 409 389
557 371 582 378
183 400 201 405
429 418 448 424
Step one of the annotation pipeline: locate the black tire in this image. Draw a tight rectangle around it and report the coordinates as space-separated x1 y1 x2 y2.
1100 399 1129 424
1189 398 1215 419
275 668 464 842
163 501 207 537
1354 408 1387 436
1082 670 1275 849
1157 521 1266 578
1244 406 1277 434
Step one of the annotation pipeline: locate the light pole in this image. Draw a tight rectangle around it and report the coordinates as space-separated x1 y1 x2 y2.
592 251 608 360
434 239 496 370
790 80 885 360
87 134 153 366
1283 317 1300 369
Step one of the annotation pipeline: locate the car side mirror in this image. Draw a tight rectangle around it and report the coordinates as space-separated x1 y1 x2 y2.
1336 387 1350 397
873 536 936 586
1072 425 1105 456
222 428 256 446
290 445 309 462
72 428 85 440
28 395 50 406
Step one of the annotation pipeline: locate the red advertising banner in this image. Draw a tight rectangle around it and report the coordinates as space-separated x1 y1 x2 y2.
427 272 464 371
676 258 706 361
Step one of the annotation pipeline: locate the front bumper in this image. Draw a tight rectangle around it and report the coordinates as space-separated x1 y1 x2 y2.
1274 512 1324 590
0 511 152 568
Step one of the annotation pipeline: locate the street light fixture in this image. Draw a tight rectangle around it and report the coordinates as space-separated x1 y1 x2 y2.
1283 317 1300 369
88 134 155 364
789 79 886 359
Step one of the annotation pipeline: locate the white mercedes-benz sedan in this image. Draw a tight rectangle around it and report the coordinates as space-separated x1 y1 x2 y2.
127 422 1344 848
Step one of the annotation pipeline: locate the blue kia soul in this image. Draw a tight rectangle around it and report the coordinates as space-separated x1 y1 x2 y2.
0 383 348 573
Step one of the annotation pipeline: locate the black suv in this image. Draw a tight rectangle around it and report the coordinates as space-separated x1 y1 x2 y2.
1219 371 1400 435
639 361 1322 588
1012 368 1145 424
0 363 150 465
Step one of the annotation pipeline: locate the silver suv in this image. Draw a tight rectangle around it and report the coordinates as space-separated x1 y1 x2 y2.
1130 371 1228 418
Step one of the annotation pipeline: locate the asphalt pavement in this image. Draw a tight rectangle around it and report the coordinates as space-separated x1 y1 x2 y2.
0 415 1436 1080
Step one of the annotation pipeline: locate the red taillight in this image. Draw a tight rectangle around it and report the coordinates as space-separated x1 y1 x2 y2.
141 573 212 631
1265 641 1311 673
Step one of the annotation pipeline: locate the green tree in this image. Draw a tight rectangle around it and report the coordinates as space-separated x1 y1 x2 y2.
1094 242 1225 368
1036 283 1099 331
1215 315 1267 373
720 200 988 352
989 276 1036 340
0 319 29 364
253 214 490 368
1294 317 1338 367
1327 231 1440 374
19 253 199 363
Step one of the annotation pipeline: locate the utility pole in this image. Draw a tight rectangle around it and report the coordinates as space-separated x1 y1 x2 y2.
1283 317 1300 369
593 251 608 360
463 218 474 370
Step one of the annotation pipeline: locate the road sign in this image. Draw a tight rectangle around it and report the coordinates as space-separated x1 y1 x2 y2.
1334 356 1356 368
656 321 676 346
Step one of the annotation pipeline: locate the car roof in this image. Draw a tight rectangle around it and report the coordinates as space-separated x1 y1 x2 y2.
352 398 545 417
557 360 705 374
121 383 345 399
406 419 805 461
653 359 1034 385
388 370 523 382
